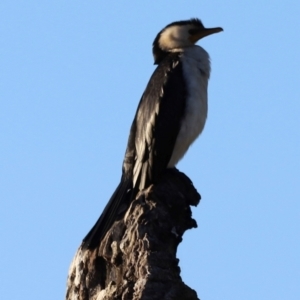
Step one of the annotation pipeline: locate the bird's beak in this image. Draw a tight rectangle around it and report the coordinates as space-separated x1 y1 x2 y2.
190 27 223 43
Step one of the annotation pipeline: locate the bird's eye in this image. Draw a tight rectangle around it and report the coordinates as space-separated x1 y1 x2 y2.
189 28 199 35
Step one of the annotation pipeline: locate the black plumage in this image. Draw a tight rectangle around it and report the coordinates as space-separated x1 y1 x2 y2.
83 53 187 249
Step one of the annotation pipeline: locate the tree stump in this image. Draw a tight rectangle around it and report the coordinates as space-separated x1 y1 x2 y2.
66 169 201 300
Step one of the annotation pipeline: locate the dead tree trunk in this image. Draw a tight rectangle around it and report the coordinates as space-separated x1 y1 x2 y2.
66 169 201 300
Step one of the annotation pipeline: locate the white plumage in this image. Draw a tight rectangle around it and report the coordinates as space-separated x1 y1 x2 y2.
168 46 210 167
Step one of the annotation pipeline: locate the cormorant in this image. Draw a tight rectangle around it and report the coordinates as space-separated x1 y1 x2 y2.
82 18 222 249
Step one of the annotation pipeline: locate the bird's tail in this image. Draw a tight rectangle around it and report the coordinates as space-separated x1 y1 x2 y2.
82 178 133 249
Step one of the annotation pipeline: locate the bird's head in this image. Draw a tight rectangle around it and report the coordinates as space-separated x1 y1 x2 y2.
152 18 223 64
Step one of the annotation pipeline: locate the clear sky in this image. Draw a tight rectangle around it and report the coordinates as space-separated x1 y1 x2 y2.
1 1 299 299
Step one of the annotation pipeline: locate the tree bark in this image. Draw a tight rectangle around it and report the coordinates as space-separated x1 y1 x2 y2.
66 169 201 300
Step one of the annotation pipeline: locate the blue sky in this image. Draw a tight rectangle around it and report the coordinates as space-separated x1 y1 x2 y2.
1 1 299 299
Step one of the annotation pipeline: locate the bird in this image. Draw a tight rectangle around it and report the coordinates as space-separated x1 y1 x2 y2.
82 18 222 249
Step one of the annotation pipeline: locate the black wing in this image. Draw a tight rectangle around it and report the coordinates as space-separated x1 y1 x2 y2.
82 53 187 248
123 52 187 191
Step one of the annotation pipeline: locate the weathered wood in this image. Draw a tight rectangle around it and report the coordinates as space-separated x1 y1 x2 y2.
66 169 201 300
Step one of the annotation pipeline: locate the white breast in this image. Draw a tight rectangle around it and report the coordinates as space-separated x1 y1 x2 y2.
168 46 211 167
